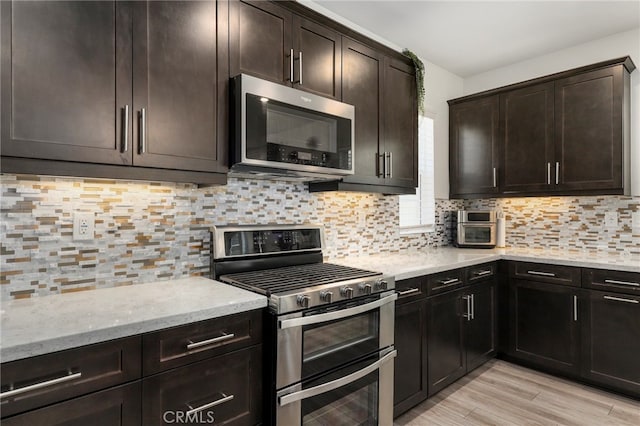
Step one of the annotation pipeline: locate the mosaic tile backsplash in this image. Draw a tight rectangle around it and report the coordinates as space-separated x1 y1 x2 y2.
2 173 638 300
465 196 640 255
1 175 458 299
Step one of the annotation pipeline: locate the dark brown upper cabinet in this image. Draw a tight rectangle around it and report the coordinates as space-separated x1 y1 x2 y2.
1 1 227 184
500 82 555 194
449 96 500 197
229 0 341 99
449 57 634 198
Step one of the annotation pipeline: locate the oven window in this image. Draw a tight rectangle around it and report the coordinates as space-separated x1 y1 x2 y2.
463 226 492 243
302 307 380 379
301 358 379 426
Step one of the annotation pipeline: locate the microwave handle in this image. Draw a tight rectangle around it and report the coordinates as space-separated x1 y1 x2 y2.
279 293 397 329
278 349 397 406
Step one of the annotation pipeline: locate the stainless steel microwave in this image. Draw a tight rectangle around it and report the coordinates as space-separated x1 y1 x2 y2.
230 74 355 180
452 210 496 248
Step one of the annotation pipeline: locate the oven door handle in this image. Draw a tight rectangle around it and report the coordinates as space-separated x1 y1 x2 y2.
277 349 397 407
279 293 398 329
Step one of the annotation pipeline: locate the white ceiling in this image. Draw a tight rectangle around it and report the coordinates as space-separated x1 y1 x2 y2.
311 0 640 77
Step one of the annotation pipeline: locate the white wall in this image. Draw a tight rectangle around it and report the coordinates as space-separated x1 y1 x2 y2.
463 28 640 196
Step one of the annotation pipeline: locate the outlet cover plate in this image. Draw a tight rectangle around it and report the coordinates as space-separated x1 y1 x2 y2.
73 212 95 241
604 211 618 228
633 211 640 231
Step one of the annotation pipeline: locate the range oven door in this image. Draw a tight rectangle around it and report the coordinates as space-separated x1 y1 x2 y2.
276 347 396 426
276 292 397 388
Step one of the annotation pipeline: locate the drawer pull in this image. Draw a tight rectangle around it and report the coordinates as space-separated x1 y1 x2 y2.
186 393 234 416
474 270 492 277
187 333 235 350
437 278 459 286
603 295 639 304
0 371 82 399
526 270 556 277
604 279 640 287
397 288 420 296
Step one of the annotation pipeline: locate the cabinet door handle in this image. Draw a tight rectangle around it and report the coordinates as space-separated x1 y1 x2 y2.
290 48 294 83
573 295 578 321
378 152 386 178
388 151 393 178
604 279 640 287
121 105 129 153
603 295 639 304
547 162 551 185
462 295 471 321
0 371 82 399
555 162 560 185
299 51 303 85
139 108 146 154
186 333 235 350
471 293 475 320
397 288 420 296
186 393 234 416
493 167 497 188
527 270 556 277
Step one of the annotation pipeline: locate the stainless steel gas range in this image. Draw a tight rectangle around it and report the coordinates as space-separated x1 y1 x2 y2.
211 225 396 426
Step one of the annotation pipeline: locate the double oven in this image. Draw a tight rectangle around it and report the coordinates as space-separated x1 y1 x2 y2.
211 225 396 425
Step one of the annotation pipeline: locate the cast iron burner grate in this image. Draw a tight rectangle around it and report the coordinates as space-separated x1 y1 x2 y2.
219 263 380 296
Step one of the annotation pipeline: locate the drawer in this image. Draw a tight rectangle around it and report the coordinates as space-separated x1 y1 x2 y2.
2 382 141 426
466 262 497 284
509 262 580 287
427 268 465 296
0 336 141 418
395 276 426 303
142 345 262 426
583 269 640 295
142 309 263 375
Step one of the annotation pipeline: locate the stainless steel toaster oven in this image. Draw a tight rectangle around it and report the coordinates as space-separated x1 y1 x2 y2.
452 210 496 248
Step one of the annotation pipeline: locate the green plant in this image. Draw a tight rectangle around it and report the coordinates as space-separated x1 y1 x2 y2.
402 49 425 115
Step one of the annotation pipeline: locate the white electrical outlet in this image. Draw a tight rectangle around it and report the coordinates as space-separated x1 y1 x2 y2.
73 212 95 241
632 211 640 231
603 211 618 228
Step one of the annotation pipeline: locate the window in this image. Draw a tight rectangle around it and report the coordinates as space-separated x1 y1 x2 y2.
399 115 435 233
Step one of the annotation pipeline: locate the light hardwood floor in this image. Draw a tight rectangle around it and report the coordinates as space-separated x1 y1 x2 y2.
394 360 639 426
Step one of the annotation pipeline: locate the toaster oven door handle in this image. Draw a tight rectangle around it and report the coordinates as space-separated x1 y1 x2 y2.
279 293 398 330
277 349 397 406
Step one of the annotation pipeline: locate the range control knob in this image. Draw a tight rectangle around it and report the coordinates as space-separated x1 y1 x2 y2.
341 287 354 299
296 295 311 308
359 283 373 295
320 291 333 303
376 279 388 291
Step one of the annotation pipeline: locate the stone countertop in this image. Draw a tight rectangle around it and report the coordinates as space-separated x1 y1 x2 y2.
331 247 640 280
0 277 267 363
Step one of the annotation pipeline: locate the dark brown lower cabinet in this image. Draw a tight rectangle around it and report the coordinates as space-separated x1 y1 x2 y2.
508 279 581 376
581 290 640 396
142 345 262 425
2 382 141 426
393 298 428 417
427 280 497 397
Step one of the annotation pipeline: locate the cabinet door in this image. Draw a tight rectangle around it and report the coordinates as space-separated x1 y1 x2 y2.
508 280 580 375
554 65 625 191
340 39 384 186
427 290 465 397
581 290 640 397
132 1 227 173
229 0 292 85
393 299 428 417
382 57 418 189
292 16 341 99
500 82 554 194
143 345 262 425
2 382 141 426
465 280 497 372
1 1 132 165
449 96 500 197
